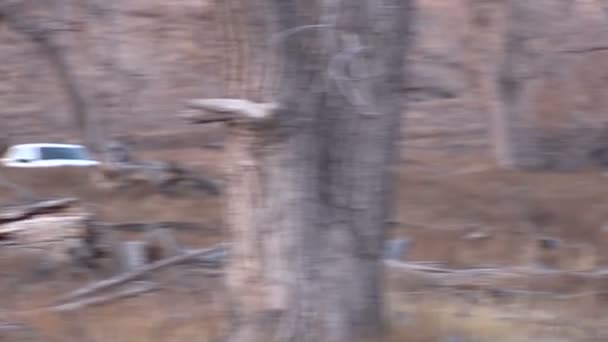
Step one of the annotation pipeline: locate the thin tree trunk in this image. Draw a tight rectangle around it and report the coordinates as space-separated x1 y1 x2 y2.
495 0 530 168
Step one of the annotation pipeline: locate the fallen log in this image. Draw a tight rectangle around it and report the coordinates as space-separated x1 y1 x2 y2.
385 260 608 278
0 197 80 224
384 260 513 276
51 281 159 312
93 221 217 233
384 259 608 298
0 198 94 266
55 244 229 304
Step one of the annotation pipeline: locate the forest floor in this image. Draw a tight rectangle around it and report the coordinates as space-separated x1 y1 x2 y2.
1 128 608 341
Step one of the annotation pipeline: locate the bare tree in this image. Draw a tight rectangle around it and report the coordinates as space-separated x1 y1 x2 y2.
0 1 98 148
494 0 608 170
183 1 412 341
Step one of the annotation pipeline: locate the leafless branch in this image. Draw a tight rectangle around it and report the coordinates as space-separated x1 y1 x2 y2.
0 197 79 224
386 259 608 280
55 244 229 304
50 281 160 312
560 46 608 54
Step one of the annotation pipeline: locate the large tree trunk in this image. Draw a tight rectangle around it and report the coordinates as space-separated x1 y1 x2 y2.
184 1 411 341
185 0 409 342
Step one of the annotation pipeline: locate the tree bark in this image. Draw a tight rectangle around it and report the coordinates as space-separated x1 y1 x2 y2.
186 1 411 341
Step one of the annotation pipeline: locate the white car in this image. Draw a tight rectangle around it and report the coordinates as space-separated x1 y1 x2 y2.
1 143 99 168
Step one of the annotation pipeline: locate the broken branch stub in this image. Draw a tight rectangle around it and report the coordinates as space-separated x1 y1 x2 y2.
181 98 278 124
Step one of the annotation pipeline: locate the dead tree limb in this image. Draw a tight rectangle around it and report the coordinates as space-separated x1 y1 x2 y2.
50 281 159 312
0 198 80 224
93 221 217 233
385 260 608 278
55 244 229 304
384 259 608 295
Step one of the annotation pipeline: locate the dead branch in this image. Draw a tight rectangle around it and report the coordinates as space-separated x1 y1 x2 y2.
560 46 608 54
0 198 80 224
93 221 217 233
55 244 229 304
386 260 608 278
50 281 159 312
384 259 608 296
385 260 513 276
182 247 230 267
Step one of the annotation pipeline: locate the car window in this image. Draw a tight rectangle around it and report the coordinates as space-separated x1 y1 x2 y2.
39 147 91 160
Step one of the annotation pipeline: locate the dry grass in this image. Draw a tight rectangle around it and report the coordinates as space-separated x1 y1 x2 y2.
2 279 224 342
387 302 525 342
2 142 608 340
385 297 590 342
394 154 608 268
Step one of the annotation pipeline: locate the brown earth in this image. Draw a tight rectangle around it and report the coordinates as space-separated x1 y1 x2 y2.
1 136 608 340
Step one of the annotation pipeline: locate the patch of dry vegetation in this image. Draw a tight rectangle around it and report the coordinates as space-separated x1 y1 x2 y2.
2 148 608 340
394 154 608 268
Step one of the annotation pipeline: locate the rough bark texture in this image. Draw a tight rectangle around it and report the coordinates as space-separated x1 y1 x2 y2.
201 1 412 341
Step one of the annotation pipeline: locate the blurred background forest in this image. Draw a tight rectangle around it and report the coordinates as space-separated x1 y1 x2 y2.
2 0 608 341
